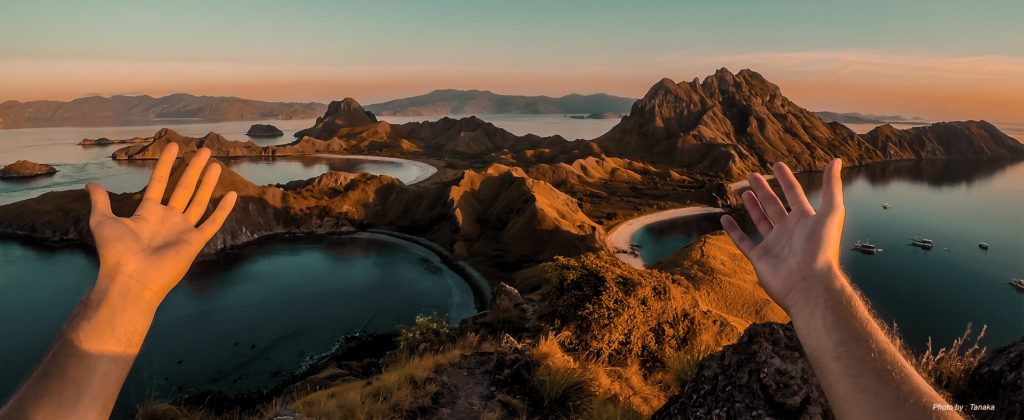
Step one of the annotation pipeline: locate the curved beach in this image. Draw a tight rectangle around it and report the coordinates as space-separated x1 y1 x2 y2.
313 154 439 184
607 206 725 269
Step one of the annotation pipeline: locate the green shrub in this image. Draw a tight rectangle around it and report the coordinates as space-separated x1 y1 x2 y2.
666 342 719 389
395 314 454 354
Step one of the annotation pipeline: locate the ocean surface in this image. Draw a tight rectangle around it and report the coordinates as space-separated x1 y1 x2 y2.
632 159 1024 351
0 233 476 411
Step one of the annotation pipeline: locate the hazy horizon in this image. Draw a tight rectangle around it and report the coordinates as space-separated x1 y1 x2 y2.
2 0 1022 124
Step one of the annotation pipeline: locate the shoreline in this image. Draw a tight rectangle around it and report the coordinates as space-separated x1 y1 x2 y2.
312 153 438 184
607 206 725 269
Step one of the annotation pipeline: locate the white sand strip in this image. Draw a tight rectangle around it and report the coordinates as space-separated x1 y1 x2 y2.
607 206 725 269
313 154 438 184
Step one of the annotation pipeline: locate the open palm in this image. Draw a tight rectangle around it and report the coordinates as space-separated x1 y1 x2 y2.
86 143 237 302
721 159 845 312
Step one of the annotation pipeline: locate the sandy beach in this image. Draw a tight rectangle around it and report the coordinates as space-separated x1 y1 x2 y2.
314 154 439 184
607 206 725 269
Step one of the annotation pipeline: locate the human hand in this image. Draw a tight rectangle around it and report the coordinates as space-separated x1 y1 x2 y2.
720 159 845 313
85 143 237 306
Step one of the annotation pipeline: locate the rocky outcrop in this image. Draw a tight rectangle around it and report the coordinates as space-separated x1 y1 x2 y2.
0 160 57 178
245 124 284 137
0 93 325 129
112 129 264 159
652 322 833 420
293 98 377 140
448 164 606 262
955 336 1024 419
595 68 1024 180
861 121 1023 161
79 136 149 145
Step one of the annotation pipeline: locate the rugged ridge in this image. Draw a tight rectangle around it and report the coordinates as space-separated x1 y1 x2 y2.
595 68 1024 179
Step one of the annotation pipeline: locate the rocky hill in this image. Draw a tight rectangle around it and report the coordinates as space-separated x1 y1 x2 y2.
0 93 325 129
594 68 1024 179
365 89 635 116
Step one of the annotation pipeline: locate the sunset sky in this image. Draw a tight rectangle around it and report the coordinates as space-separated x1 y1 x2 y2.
1 0 1022 123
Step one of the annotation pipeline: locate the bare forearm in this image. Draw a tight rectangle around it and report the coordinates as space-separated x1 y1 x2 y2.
788 268 959 419
0 272 159 419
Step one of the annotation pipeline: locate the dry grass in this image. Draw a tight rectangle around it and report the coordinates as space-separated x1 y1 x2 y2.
665 341 720 390
290 350 458 419
290 333 482 420
911 323 987 399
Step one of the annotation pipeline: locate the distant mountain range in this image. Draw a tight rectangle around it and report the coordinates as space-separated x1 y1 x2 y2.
814 111 927 125
364 89 636 116
0 94 326 129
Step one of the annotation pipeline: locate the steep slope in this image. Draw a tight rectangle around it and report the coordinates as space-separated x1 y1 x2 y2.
595 68 1024 180
652 231 788 328
595 68 885 179
448 164 606 262
0 94 325 129
365 89 635 116
292 98 378 139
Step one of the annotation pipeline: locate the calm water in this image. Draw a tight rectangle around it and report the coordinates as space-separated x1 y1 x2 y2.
633 159 1024 351
0 233 476 410
0 120 447 205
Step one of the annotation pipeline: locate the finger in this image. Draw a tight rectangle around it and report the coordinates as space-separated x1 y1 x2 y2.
197 191 237 241
820 158 845 215
141 142 180 203
741 190 774 237
748 173 787 221
85 182 113 222
168 148 212 211
721 215 756 256
184 163 222 225
773 162 814 215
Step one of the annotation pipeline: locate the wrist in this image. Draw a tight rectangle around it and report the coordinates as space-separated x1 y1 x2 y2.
67 269 163 355
782 264 849 322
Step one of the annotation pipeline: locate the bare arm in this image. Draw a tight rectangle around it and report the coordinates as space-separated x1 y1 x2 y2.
720 159 958 420
0 144 236 419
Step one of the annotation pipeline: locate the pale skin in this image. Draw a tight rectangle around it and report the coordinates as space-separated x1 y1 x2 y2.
721 158 960 420
0 143 237 420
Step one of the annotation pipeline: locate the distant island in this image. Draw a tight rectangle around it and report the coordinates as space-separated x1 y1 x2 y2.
814 111 927 125
364 89 635 116
0 94 326 129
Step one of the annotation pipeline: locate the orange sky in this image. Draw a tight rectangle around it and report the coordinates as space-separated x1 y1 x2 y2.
2 51 1022 124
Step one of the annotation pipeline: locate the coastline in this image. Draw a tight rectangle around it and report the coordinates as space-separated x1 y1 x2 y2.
607 206 725 269
312 154 438 184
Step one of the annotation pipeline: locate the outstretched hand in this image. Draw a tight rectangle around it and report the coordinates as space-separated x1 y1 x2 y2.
720 159 845 313
86 143 237 305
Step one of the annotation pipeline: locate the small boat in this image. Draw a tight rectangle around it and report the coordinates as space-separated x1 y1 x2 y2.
979 242 990 250
882 202 890 209
1010 278 1024 292
853 240 882 254
910 235 933 250
943 248 950 252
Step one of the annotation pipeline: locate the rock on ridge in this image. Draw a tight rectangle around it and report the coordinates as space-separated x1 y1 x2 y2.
652 322 833 419
293 98 378 140
955 336 1024 419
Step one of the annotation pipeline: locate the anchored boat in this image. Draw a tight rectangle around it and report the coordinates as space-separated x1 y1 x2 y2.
910 235 933 250
1010 278 1024 292
853 240 882 254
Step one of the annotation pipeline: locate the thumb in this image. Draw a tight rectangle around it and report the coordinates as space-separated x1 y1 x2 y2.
85 182 113 221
